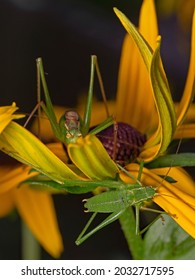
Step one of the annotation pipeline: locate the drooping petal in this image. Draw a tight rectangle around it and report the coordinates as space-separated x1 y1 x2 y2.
0 165 36 194
150 166 195 197
0 121 84 183
140 37 177 161
176 10 195 125
0 190 15 217
68 134 118 180
120 163 195 238
0 103 24 133
175 102 195 124
14 185 63 258
154 186 195 238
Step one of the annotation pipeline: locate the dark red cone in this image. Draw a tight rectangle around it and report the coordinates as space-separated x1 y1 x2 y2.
96 122 146 164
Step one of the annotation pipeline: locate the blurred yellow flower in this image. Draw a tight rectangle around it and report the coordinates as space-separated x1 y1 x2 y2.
0 163 63 258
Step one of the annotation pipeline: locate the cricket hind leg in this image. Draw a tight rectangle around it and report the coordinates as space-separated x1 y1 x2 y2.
75 210 125 246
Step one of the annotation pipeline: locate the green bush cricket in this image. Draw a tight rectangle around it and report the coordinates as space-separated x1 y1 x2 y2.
75 162 163 245
27 56 178 246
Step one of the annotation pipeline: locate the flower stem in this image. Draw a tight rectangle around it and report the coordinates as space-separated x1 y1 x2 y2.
119 206 144 259
22 222 41 259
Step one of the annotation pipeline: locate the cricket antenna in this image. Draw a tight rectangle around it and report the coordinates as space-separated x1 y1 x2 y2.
94 55 110 118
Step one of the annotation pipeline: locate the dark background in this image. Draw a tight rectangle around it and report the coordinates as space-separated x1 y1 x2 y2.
0 0 192 259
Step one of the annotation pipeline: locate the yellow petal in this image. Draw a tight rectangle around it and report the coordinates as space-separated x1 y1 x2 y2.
116 34 144 126
46 142 68 163
116 0 158 132
14 185 63 258
0 121 83 183
0 102 24 133
139 0 158 49
150 166 195 197
153 187 195 238
0 190 14 217
174 123 195 139
0 165 36 194
176 10 195 125
68 134 118 180
184 103 195 123
120 163 195 238
140 37 176 161
116 33 157 133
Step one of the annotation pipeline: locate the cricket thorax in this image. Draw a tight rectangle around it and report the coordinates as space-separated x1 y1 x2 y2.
96 122 146 163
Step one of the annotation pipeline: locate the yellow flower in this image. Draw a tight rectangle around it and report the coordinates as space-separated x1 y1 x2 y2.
1 0 195 244
0 105 65 258
0 163 63 258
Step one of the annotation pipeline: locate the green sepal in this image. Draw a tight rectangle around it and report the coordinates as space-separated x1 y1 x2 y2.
146 153 195 168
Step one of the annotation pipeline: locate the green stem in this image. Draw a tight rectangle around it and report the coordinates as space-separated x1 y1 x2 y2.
22 222 41 260
119 207 144 260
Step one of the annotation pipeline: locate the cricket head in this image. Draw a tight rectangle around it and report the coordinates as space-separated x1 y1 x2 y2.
59 110 82 144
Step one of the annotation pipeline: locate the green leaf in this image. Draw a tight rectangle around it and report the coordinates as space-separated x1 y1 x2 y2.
26 180 97 194
23 176 128 194
146 153 195 168
143 214 195 259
